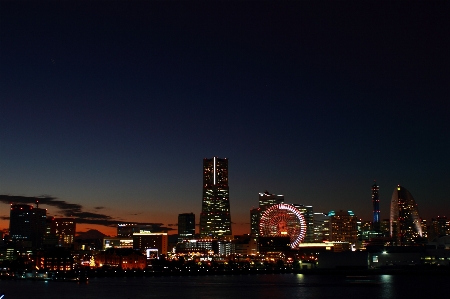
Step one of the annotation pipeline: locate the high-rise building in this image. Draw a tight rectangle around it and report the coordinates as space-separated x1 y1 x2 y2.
293 204 314 243
372 181 380 232
328 210 358 245
200 157 232 238
429 216 449 241
250 208 260 237
380 219 390 237
178 213 195 242
390 185 423 246
52 218 76 246
9 204 47 248
313 212 330 242
259 191 284 210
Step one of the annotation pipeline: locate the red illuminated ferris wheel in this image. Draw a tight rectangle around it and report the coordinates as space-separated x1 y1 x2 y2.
259 203 307 248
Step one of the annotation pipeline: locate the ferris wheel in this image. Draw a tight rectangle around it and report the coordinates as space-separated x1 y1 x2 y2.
259 203 307 248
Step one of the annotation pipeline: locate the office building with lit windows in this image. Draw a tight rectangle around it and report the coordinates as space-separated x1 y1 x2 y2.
293 204 314 243
133 231 168 258
50 218 76 246
200 157 232 238
9 204 47 248
429 216 450 241
372 181 380 232
329 210 358 245
178 213 196 242
313 212 330 242
390 185 423 245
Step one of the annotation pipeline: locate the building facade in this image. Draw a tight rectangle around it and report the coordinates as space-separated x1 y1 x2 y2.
178 213 196 242
328 210 358 245
50 218 76 247
313 212 330 242
372 181 380 232
293 204 314 243
9 204 47 248
429 216 449 241
200 157 232 238
390 185 423 245
133 232 168 257
117 223 166 237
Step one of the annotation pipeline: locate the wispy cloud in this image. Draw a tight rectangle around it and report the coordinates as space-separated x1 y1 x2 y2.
0 195 173 230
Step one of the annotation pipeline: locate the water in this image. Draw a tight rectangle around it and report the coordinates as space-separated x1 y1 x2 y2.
0 274 447 299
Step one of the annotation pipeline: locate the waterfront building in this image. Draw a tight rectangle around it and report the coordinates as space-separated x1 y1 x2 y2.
390 185 423 245
133 231 168 258
117 223 166 237
103 237 133 250
313 212 330 242
328 210 358 245
429 216 450 241
200 157 232 238
176 239 217 254
9 204 47 248
258 236 291 253
178 213 195 242
95 248 146 270
233 234 258 255
372 181 381 232
37 248 73 271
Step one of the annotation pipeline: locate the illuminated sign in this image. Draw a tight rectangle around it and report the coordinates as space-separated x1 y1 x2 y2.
146 249 159 259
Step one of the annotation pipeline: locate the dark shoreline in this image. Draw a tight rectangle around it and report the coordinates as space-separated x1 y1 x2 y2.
3 266 449 281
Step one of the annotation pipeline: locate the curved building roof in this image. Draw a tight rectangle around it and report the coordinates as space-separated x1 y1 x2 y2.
390 185 422 245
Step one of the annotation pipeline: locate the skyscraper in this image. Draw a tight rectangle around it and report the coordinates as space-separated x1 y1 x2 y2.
259 191 284 210
292 204 314 243
200 157 232 238
178 213 195 242
328 210 358 245
313 212 330 242
372 181 380 232
390 185 423 245
9 204 47 248
52 218 76 246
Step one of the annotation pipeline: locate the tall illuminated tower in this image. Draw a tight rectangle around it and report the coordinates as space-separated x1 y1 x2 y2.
390 185 422 245
371 181 380 232
200 157 232 238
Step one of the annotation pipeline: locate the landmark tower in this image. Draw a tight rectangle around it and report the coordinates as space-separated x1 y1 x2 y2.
200 157 232 238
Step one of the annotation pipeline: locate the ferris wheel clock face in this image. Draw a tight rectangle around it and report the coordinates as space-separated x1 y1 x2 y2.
259 203 307 248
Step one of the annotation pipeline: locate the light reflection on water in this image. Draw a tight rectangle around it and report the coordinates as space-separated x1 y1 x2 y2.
0 274 446 299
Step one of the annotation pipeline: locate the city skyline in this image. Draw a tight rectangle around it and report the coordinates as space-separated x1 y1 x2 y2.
1 2 449 236
0 178 446 237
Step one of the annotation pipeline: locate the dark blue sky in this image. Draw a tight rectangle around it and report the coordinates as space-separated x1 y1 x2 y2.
1 1 449 235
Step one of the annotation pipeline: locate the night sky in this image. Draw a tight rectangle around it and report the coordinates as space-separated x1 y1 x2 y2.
1 2 449 236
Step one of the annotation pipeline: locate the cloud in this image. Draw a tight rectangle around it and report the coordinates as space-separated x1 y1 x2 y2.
0 195 173 230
